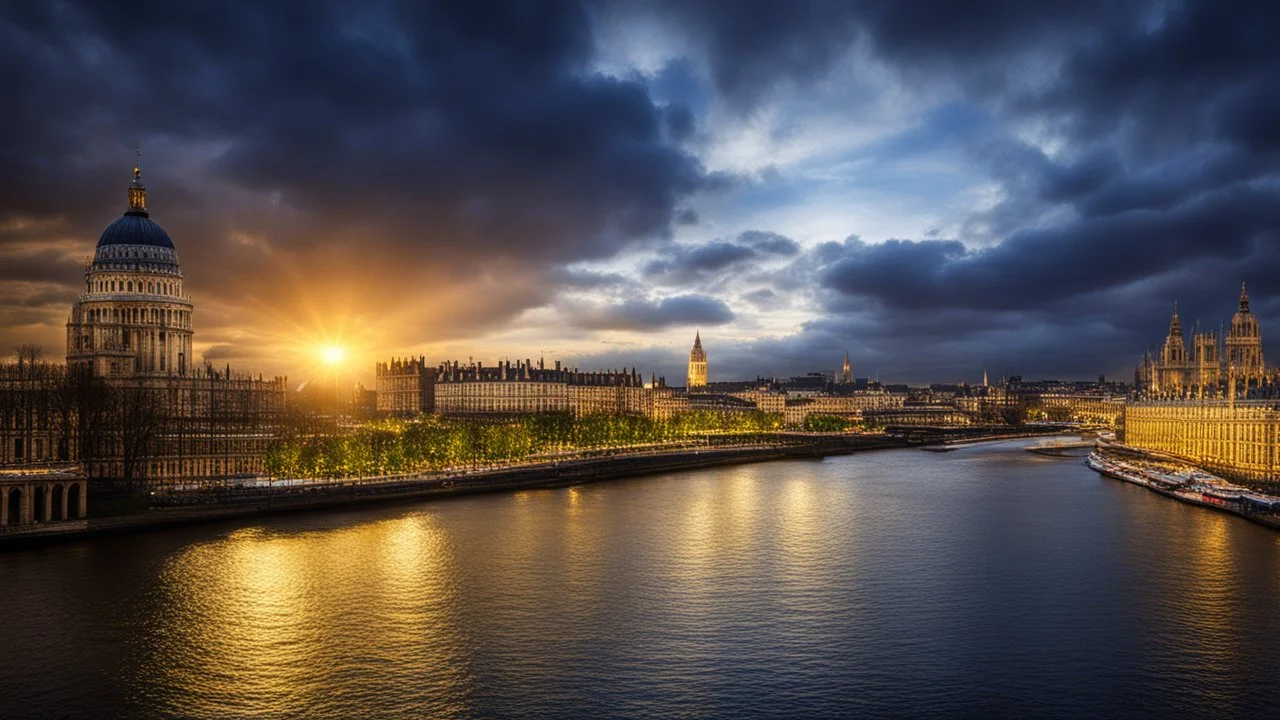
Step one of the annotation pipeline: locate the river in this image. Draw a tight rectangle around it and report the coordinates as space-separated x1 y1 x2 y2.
2 439 1279 719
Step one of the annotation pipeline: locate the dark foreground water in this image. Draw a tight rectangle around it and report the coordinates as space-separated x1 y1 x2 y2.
3 440 1280 719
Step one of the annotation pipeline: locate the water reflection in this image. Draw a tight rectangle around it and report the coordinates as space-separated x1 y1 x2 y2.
133 516 471 718
2 443 1280 719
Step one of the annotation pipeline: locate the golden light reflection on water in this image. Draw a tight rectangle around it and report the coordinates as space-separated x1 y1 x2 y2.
777 476 824 583
1179 514 1238 656
140 515 472 719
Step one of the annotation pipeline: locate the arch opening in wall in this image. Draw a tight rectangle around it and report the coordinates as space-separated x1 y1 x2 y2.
67 483 81 520
51 484 64 522
33 485 46 523
5 488 20 525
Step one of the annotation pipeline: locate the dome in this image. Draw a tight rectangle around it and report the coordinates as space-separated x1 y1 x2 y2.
96 213 175 249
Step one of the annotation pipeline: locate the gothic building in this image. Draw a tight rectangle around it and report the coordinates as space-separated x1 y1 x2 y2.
1226 282 1266 387
839 352 852 384
1137 283 1269 398
687 331 707 390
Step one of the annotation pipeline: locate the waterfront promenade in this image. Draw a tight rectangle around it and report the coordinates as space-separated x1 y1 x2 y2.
0 433 904 546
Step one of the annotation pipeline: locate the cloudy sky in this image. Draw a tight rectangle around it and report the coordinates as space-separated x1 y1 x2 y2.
3 1 1278 385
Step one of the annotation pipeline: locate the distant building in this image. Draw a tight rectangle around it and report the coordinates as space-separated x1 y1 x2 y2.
865 405 971 428
687 332 707 391
434 358 646 417
375 356 436 416
783 392 905 427
839 352 852 385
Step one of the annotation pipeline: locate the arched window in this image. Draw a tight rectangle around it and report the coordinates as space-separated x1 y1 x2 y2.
149 282 154 293
127 281 133 292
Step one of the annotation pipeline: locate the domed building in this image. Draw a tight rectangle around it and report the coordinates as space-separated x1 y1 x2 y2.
66 163 193 377
49 160 287 487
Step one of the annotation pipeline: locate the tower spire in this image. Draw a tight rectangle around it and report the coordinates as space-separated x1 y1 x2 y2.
127 145 148 216
1240 281 1250 312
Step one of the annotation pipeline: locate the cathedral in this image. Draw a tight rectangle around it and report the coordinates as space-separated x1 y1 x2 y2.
54 160 287 484
66 160 193 377
1136 283 1268 397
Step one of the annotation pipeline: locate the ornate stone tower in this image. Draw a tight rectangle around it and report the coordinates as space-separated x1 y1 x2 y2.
839 351 852 384
1191 325 1221 397
66 157 194 377
1226 281 1265 390
1157 302 1189 395
687 331 707 391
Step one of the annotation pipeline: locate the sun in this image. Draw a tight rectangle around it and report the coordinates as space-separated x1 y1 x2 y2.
320 345 346 366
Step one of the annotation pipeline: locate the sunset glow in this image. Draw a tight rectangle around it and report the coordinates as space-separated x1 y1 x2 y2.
320 345 346 367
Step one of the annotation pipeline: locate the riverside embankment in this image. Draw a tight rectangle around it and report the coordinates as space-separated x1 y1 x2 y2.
0 434 904 547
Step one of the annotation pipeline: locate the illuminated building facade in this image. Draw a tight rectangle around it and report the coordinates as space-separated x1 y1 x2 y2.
1123 400 1280 482
0 163 290 492
783 392 905 427
687 332 707 390
1036 393 1126 426
1137 283 1271 397
1226 282 1266 388
66 162 193 378
434 358 646 417
376 356 437 415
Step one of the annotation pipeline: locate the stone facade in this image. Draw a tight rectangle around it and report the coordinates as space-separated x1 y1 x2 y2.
1138 284 1269 397
687 332 707 390
1124 400 1280 482
376 356 437 415
434 358 646 417
0 467 87 528
0 164 288 492
66 165 194 378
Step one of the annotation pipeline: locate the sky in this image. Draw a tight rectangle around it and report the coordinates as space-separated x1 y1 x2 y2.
2 0 1278 386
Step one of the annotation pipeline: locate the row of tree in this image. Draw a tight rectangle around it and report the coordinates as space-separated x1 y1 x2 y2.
263 410 791 480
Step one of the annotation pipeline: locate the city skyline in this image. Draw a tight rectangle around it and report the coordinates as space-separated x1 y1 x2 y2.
4 2 1279 386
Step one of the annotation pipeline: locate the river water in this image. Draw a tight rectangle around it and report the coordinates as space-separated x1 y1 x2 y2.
3 439 1279 719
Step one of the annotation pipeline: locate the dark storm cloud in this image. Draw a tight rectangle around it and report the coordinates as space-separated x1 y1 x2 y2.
0 0 718 363
820 182 1280 312
644 230 798 285
6 0 1280 381
570 293 733 331
613 0 1280 379
628 0 1116 106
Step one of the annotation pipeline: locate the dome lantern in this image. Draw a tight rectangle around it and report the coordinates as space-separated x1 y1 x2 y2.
127 146 147 217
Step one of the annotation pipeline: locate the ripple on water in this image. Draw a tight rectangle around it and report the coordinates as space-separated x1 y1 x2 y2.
1 442 1279 719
